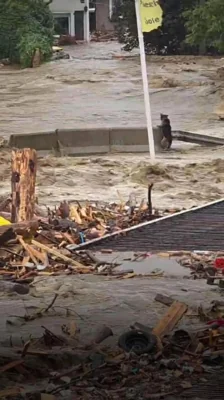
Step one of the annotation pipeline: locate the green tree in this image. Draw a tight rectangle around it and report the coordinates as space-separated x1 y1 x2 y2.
113 0 198 54
0 0 54 67
184 0 224 53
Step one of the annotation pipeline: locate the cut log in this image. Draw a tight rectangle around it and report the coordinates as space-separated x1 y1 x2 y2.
11 149 37 223
153 301 188 338
32 48 41 68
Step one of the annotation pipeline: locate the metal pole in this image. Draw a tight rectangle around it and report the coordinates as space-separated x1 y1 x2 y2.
135 0 155 161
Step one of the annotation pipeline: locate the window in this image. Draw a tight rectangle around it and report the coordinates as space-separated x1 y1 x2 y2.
54 16 69 35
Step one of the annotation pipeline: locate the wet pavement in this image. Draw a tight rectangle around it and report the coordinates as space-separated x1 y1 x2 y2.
0 259 221 347
0 42 224 137
95 252 190 277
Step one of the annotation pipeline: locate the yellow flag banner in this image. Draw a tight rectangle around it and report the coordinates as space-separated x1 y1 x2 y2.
140 0 163 33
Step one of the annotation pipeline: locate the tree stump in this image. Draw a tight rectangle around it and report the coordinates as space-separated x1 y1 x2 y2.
32 48 41 68
11 149 37 222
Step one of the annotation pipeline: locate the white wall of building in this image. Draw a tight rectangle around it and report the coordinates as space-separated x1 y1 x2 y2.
50 0 84 13
49 0 90 41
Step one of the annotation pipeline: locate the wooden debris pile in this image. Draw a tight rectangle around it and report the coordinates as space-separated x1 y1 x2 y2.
0 228 131 286
0 148 183 285
174 251 224 281
1 297 224 399
0 182 173 244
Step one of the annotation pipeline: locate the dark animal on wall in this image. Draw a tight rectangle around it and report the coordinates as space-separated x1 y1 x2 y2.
160 113 172 150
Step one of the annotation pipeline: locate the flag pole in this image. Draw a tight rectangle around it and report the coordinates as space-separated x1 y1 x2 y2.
135 0 155 161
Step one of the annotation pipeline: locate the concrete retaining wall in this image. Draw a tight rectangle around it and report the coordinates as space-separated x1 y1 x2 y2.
110 127 162 152
57 128 110 155
9 127 163 156
9 131 59 154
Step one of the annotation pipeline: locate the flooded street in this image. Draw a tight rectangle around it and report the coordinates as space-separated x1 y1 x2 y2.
0 43 224 390
0 145 223 210
0 42 224 137
0 41 223 208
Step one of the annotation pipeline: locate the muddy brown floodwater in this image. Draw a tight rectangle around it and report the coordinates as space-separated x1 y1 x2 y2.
0 43 223 368
0 42 223 209
0 42 224 136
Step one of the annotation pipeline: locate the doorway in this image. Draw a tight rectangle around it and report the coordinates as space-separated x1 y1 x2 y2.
75 11 84 40
89 2 96 32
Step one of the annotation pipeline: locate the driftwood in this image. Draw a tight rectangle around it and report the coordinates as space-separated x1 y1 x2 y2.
153 301 188 338
11 149 37 222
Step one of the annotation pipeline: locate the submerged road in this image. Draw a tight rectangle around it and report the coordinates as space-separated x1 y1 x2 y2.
0 42 223 138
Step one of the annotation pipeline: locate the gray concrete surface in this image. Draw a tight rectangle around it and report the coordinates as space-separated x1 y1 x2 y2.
0 254 221 347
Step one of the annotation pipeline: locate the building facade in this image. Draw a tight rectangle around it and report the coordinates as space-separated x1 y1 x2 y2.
49 0 90 41
49 0 114 41
95 0 114 32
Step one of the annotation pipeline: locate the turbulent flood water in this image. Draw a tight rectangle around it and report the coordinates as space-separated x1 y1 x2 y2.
0 41 224 137
0 42 223 209
0 43 223 359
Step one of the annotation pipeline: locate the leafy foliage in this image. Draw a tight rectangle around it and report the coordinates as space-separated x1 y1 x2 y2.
184 0 224 53
18 33 53 68
113 0 198 54
0 0 54 66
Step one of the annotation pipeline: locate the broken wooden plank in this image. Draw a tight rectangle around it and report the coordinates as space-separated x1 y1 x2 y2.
27 245 49 266
153 301 188 338
69 205 82 224
31 239 85 269
18 237 38 266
